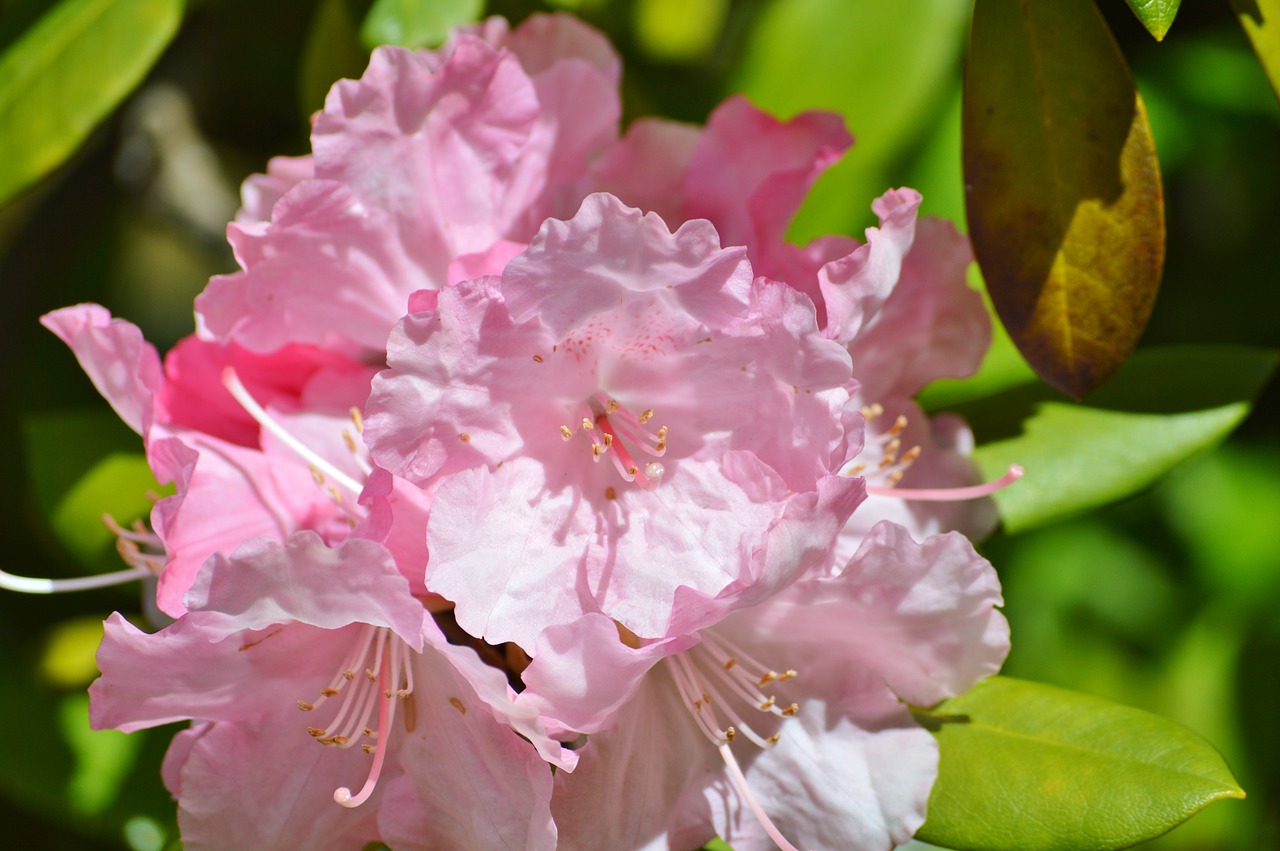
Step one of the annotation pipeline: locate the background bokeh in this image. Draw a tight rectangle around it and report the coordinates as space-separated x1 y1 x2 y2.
0 0 1275 848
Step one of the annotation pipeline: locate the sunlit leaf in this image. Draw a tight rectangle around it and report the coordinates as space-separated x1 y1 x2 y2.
40 616 105 688
360 0 483 49
951 346 1277 532
915 677 1246 851
1124 0 1182 41
633 0 727 64
964 0 1165 399
1229 0 1280 102
60 693 142 816
733 0 968 239
0 0 184 208
299 0 370 116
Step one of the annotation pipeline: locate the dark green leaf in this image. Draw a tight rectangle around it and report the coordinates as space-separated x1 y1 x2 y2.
0 0 184 207
915 677 1246 851
964 0 1165 399
1230 0 1280 102
1124 0 1182 41
360 0 483 49
949 346 1278 532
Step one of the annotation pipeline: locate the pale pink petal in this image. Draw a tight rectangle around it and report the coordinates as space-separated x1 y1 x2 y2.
709 666 937 851
683 95 851 270
160 723 208 799
550 674 718 851
847 216 989 399
236 154 315 225
769 521 1009 706
501 193 754 338
819 188 923 345
196 180 427 353
593 117 701 226
377 642 558 851
41 304 162 436
519 613 694 735
92 533 424 731
312 40 539 271
425 456 800 649
485 12 620 81
185 533 425 644
172 710 383 851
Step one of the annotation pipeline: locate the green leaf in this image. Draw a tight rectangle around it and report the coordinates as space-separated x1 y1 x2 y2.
299 0 370 117
914 677 1246 851
0 0 184 208
732 0 968 240
1230 0 1280 102
949 346 1277 532
964 0 1165 399
360 0 483 49
1124 0 1182 41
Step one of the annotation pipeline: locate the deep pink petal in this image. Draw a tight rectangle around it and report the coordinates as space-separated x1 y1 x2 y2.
236 154 314 225
593 117 700 226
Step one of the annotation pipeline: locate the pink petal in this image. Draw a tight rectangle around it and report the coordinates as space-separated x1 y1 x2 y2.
593 116 701 226
313 40 540 269
819 187 923 345
172 711 383 850
41 304 162 436
377 642 558 850
847 216 990 399
197 180 427 354
236 154 314 225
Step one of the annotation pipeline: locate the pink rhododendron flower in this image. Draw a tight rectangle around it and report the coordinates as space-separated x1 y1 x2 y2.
518 521 1009 850
38 304 388 615
196 13 619 357
92 532 567 849
363 192 865 650
596 96 1002 549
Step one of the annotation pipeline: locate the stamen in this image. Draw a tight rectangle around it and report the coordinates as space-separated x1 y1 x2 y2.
334 649 396 808
867 464 1024 501
0 565 155 594
717 743 802 851
221 368 364 496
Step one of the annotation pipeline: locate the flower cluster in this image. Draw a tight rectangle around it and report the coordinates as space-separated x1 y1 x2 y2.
16 14 1015 851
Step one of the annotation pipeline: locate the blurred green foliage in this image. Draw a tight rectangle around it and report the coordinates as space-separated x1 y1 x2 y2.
0 0 1276 848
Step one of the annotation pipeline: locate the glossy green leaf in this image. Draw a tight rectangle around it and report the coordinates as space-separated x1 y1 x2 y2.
299 0 370 116
733 0 967 240
1230 0 1280 102
360 0 483 49
915 677 1246 851
1125 0 1182 41
950 346 1277 532
964 0 1165 399
0 0 183 207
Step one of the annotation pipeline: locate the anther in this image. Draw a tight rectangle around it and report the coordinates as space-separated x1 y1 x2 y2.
560 425 573 440
350 407 364 433
298 701 315 712
638 409 654 423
